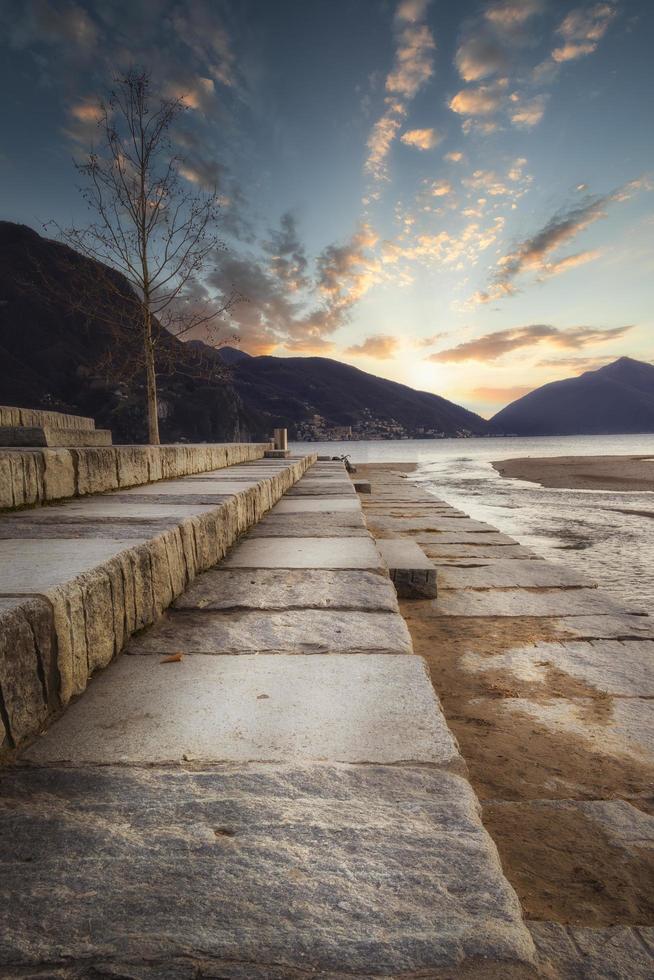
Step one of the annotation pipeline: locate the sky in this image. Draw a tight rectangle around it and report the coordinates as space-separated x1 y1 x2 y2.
0 0 652 418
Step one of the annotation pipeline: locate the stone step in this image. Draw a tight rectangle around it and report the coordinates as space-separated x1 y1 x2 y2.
0 441 271 509
0 425 113 447
378 537 438 598
0 404 96 430
0 453 314 752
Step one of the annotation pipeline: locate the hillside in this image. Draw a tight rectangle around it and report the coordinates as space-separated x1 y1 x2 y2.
0 221 490 442
216 349 489 439
492 357 654 435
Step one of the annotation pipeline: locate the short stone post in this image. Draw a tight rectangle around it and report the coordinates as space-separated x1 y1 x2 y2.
273 428 288 451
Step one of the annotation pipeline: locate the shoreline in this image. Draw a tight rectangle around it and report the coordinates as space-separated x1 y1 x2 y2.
493 454 654 491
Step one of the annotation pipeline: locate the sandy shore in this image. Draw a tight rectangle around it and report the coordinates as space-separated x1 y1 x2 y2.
493 454 654 491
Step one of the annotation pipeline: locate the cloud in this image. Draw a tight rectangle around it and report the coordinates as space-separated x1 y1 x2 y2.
509 93 547 127
430 324 634 363
444 151 463 163
472 179 650 303
262 212 309 294
548 4 617 66
449 79 507 117
455 34 507 82
364 0 436 181
400 127 441 150
345 335 399 359
430 179 453 197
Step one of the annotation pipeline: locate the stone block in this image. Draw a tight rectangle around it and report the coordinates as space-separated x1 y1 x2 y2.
0 596 56 747
264 448 291 458
432 588 644 618
127 608 413 655
272 496 361 513
222 536 385 571
553 615 654 640
0 405 95 430
174 567 399 612
0 764 535 975
529 922 654 979
354 479 371 493
25 654 458 767
378 539 437 598
0 426 112 447
439 559 593 589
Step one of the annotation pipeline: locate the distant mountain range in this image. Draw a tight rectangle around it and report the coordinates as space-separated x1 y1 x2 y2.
492 357 654 435
0 222 487 442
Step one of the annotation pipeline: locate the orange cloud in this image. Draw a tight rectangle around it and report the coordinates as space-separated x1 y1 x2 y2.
345 334 399 359
430 324 633 363
401 127 441 150
449 81 506 117
70 101 102 122
469 385 534 403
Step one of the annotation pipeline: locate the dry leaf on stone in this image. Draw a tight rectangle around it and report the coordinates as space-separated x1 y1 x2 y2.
160 653 184 664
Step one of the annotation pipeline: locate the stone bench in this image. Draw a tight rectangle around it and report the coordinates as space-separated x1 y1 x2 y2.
378 538 438 598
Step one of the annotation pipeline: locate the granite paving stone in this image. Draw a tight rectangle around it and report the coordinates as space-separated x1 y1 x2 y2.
0 538 145 592
463 639 654 696
553 615 654 639
174 568 399 611
439 559 594 589
126 608 412 655
0 764 536 975
529 922 654 979
432 588 645 618
24 654 456 766
272 497 361 513
221 535 385 570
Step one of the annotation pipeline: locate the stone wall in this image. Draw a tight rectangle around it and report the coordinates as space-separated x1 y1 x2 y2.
0 443 270 510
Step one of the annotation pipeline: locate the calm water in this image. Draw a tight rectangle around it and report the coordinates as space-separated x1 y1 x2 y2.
291 434 654 608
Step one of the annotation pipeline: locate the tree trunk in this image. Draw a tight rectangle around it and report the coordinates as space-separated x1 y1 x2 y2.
143 309 160 445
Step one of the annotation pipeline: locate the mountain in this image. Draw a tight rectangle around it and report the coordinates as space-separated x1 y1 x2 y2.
0 221 489 442
491 358 654 435
215 350 489 439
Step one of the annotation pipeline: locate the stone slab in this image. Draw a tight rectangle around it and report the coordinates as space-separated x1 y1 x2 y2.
118 479 258 495
432 589 645 618
222 536 385 571
264 448 291 458
7 498 219 520
174 568 399 612
463 640 654 696
422 543 537 560
272 496 361 513
0 405 96 430
501 696 654 763
255 510 367 530
127 609 412 655
0 425 112 447
248 519 369 537
0 519 180 539
413 531 520 546
529 922 654 980
553 615 654 640
286 483 356 496
0 538 143 593
0 764 535 975
366 515 497 533
354 480 372 493
439 559 594 590
378 538 438 599
24 654 457 766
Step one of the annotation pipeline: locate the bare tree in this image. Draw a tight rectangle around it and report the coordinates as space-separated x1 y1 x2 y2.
55 69 233 444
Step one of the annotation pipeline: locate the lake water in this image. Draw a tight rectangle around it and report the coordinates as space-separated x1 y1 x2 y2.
291 434 654 609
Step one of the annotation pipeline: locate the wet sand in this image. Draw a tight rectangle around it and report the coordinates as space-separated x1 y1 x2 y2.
493 454 654 491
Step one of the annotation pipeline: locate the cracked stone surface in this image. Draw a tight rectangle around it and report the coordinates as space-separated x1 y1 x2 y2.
24 654 458 766
126 608 413 655
174 568 399 611
0 764 536 976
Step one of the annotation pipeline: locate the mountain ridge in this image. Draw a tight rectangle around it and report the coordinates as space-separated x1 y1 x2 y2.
491 356 654 435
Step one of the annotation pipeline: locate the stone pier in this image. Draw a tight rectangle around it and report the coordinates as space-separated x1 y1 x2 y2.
0 458 538 978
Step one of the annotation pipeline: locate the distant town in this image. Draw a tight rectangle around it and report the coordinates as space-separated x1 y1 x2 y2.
292 409 476 441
